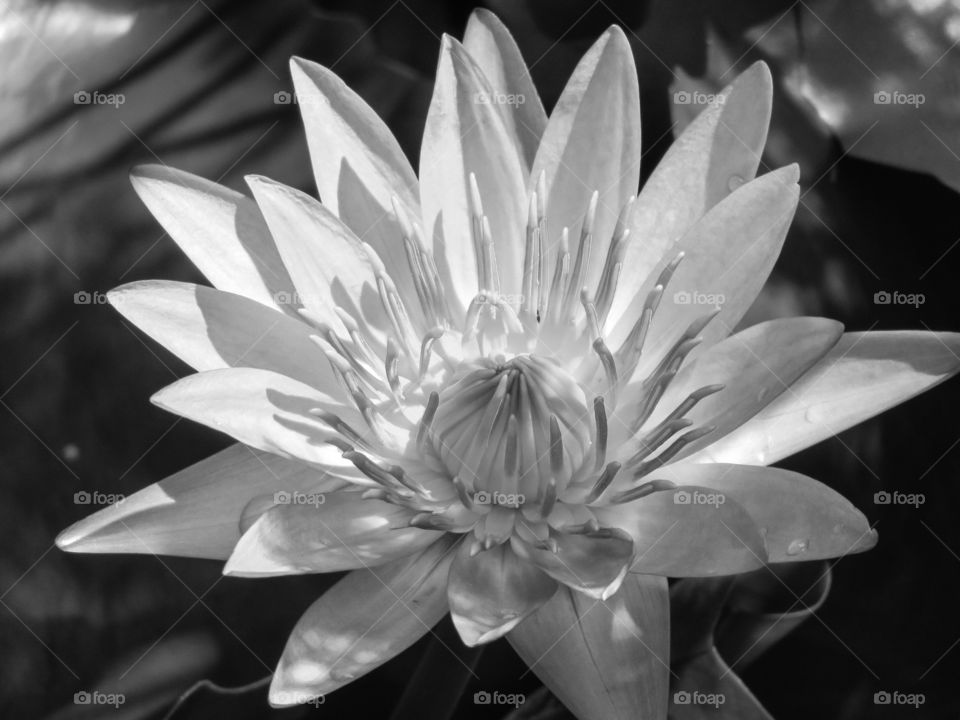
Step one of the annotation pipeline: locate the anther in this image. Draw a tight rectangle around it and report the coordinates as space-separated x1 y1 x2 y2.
593 396 608 471
417 391 440 450
582 461 621 504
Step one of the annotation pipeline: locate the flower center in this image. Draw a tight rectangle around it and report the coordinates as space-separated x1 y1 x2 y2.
429 355 592 505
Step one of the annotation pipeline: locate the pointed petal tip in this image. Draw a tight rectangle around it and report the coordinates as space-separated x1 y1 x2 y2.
267 676 322 709
55 524 84 552
129 162 167 183
739 59 773 86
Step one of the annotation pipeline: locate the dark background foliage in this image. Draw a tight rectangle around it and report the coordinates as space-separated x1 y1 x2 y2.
2 0 959 717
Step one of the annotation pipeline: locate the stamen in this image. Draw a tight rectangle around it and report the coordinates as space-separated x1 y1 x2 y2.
632 426 716 478
635 383 724 435
417 391 440 450
344 451 413 496
582 461 621 504
594 196 633 327
563 517 600 534
308 408 372 451
547 227 571 325
625 417 692 466
462 294 486 345
540 477 558 518
580 289 603 341
563 190 598 320
394 197 441 326
468 173 485 286
376 274 417 359
549 415 564 474
384 339 401 398
504 414 520 477
615 251 686 373
607 478 677 505
593 396 607 471
521 193 539 320
480 215 498 292
419 327 445 379
592 338 618 395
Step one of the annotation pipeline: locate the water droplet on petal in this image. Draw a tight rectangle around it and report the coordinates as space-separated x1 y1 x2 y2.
803 407 821 424
727 174 745 192
786 538 809 556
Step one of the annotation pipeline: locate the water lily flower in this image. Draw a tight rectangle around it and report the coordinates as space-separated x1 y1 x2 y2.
57 9 960 720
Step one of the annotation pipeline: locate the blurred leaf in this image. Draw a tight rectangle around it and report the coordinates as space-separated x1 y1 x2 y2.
750 0 960 195
45 632 218 720
669 563 831 719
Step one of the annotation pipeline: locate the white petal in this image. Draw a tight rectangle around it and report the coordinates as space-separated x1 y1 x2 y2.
109 280 339 395
447 540 556 646
692 330 960 465
507 575 669 720
246 175 392 346
130 165 294 311
530 25 641 295
151 367 377 468
463 9 547 169
614 317 844 457
607 61 773 332
289 57 425 326
56 445 348 559
420 35 528 313
651 463 876 562
620 164 800 379
224 492 440 576
269 537 455 704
